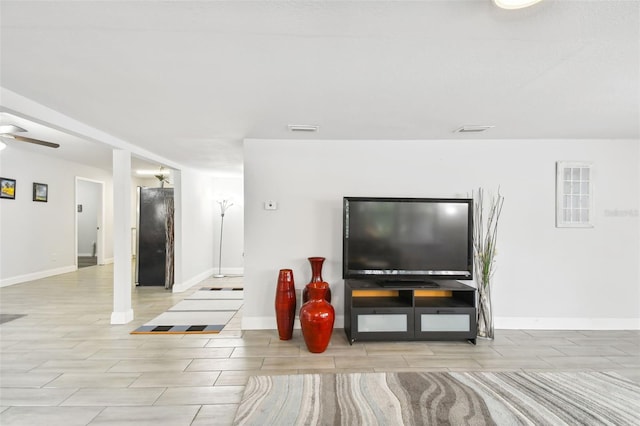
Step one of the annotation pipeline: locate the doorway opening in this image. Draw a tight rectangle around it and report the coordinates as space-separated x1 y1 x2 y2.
76 178 104 268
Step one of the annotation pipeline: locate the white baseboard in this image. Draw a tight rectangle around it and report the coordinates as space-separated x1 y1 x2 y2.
242 315 345 330
172 268 216 293
241 316 276 330
101 257 114 265
173 267 245 293
0 265 77 288
496 316 640 330
241 315 640 331
110 309 134 324
213 267 244 276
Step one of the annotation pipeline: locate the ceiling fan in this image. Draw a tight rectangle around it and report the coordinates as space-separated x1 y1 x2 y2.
0 124 60 149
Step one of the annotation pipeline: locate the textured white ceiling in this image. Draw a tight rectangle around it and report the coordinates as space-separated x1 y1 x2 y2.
1 0 638 174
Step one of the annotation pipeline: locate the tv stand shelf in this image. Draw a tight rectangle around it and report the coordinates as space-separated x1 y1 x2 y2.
344 279 476 344
352 297 412 309
415 298 473 308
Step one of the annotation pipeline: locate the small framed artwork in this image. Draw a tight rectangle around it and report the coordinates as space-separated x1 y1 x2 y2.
0 177 16 200
33 182 48 202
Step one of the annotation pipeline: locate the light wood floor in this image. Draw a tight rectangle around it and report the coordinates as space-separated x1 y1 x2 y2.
1 265 638 425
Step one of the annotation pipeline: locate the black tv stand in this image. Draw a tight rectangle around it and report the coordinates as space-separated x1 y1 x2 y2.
345 278 477 344
379 279 440 288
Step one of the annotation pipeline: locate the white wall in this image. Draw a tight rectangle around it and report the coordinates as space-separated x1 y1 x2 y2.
0 145 223 293
170 173 244 292
212 176 244 275
243 138 640 330
0 91 223 300
0 146 114 286
172 168 217 292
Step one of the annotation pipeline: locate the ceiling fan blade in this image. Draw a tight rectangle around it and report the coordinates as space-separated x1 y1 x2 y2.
11 135 60 149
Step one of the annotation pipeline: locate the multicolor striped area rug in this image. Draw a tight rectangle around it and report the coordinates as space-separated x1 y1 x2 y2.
233 371 640 425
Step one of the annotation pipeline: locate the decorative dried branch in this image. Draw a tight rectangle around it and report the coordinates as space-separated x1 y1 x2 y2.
473 187 504 289
164 194 175 290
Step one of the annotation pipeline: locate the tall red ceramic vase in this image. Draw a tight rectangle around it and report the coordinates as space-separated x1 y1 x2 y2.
302 257 331 303
275 269 296 340
300 282 335 353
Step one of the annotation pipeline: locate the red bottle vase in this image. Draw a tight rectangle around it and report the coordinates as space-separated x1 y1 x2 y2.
302 257 331 303
275 269 296 340
300 282 335 353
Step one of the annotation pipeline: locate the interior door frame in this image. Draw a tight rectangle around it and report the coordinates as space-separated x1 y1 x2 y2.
75 177 105 267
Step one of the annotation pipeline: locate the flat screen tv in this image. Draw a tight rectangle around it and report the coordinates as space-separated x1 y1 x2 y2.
343 197 473 284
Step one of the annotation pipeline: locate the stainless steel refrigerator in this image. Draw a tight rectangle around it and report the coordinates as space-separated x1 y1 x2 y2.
136 187 174 287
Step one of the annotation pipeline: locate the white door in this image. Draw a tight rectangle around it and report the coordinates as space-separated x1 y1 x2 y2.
76 178 103 267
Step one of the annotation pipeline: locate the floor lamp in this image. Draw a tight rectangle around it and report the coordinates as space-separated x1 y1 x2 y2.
214 199 233 278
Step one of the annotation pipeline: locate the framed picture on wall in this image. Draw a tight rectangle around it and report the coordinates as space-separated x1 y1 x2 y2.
33 182 48 202
0 177 16 199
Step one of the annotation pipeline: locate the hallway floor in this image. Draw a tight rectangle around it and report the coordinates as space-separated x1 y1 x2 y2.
1 265 639 425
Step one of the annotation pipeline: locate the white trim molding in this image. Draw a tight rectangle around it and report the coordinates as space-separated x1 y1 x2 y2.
0 265 77 288
242 315 345 330
172 268 215 293
110 309 134 324
496 316 640 330
172 268 244 293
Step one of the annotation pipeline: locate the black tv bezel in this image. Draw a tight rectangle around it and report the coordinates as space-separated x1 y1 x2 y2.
342 196 474 282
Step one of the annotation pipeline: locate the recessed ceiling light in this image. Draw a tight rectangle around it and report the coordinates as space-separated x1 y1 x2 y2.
494 0 543 10
288 124 319 132
454 125 495 133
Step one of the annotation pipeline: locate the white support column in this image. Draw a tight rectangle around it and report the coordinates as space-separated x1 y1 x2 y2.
111 149 134 324
172 170 183 290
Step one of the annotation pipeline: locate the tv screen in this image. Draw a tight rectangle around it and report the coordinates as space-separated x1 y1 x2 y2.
343 197 473 282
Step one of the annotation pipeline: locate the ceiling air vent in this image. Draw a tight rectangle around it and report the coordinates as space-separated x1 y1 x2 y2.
454 125 495 133
288 124 319 132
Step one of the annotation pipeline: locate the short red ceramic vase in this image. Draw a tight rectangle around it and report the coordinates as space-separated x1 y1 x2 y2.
300 282 335 353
